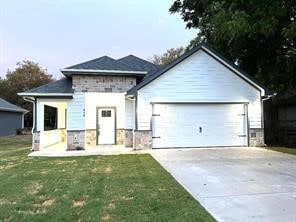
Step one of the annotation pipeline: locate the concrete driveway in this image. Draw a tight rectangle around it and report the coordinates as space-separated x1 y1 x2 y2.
151 147 296 222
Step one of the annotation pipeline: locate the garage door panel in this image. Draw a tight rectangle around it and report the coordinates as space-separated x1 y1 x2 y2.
152 104 247 148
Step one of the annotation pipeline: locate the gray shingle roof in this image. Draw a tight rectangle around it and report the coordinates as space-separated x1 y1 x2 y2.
117 55 159 74
19 78 73 95
0 98 27 113
62 55 159 77
65 56 142 72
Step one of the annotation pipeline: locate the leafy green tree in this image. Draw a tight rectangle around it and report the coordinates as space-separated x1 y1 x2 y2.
0 61 53 127
151 47 185 66
170 0 296 93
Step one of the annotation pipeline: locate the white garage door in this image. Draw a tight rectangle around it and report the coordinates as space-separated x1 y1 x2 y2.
152 103 248 148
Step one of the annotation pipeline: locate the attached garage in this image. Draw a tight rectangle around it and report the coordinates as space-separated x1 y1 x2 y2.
152 103 248 148
127 43 271 149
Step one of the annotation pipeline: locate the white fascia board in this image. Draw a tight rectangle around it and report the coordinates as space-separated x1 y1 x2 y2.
18 93 73 97
201 46 266 96
60 69 147 74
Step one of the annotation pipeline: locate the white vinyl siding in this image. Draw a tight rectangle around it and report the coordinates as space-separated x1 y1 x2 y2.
137 50 262 130
125 99 135 129
67 93 85 130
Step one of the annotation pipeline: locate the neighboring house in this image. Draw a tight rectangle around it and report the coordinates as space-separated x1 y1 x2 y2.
0 98 28 137
19 43 271 151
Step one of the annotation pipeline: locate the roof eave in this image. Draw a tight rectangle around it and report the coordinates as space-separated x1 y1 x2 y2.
0 107 28 113
61 69 147 77
18 93 73 97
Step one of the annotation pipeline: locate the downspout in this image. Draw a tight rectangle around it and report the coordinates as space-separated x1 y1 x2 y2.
126 94 136 150
23 96 36 151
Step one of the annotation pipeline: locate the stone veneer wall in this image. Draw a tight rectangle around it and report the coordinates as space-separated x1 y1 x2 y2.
249 128 264 146
67 130 85 150
70 129 134 148
125 129 133 147
116 129 125 145
85 130 96 148
134 130 152 149
72 75 136 93
33 131 40 151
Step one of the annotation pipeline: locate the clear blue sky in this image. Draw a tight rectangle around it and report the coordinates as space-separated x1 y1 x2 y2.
0 0 197 79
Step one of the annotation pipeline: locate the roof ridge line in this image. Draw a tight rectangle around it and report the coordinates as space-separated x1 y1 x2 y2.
64 55 116 69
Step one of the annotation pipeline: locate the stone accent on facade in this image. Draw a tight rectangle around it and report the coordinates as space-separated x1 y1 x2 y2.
33 131 40 151
249 128 265 147
134 130 152 149
67 130 85 150
72 75 136 93
116 129 125 145
85 129 96 148
125 129 133 147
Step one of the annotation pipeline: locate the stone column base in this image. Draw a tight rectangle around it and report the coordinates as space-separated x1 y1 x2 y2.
116 129 125 145
67 130 85 150
249 128 264 146
134 130 152 150
125 129 133 147
33 132 40 151
85 129 96 148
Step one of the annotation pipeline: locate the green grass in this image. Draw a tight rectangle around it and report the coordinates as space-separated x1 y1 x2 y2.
0 135 215 222
266 146 296 155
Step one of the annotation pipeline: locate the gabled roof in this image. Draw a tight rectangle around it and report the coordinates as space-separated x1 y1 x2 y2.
0 98 27 113
18 78 73 97
65 56 136 71
127 43 272 96
117 55 159 75
61 55 156 77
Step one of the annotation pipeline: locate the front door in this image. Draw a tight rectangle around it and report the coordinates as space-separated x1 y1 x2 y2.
97 108 115 145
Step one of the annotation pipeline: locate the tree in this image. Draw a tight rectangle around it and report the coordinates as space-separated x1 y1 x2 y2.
151 47 185 66
0 61 53 127
170 0 296 93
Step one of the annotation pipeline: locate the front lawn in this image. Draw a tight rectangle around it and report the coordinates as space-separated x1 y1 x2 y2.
0 135 215 221
266 146 296 155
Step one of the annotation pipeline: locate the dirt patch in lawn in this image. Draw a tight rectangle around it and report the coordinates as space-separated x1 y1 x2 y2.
0 198 16 205
105 166 112 173
42 199 55 207
25 182 43 195
101 213 111 221
73 199 86 208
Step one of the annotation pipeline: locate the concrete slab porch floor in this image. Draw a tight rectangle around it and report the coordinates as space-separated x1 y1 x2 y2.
29 145 149 157
151 147 296 222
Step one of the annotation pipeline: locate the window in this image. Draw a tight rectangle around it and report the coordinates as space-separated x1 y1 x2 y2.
101 110 111 117
44 105 58 131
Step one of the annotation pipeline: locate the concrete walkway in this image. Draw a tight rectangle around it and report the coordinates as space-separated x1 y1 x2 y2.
29 147 148 157
151 147 296 222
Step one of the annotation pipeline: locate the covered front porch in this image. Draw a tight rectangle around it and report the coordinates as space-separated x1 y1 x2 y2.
34 98 69 151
